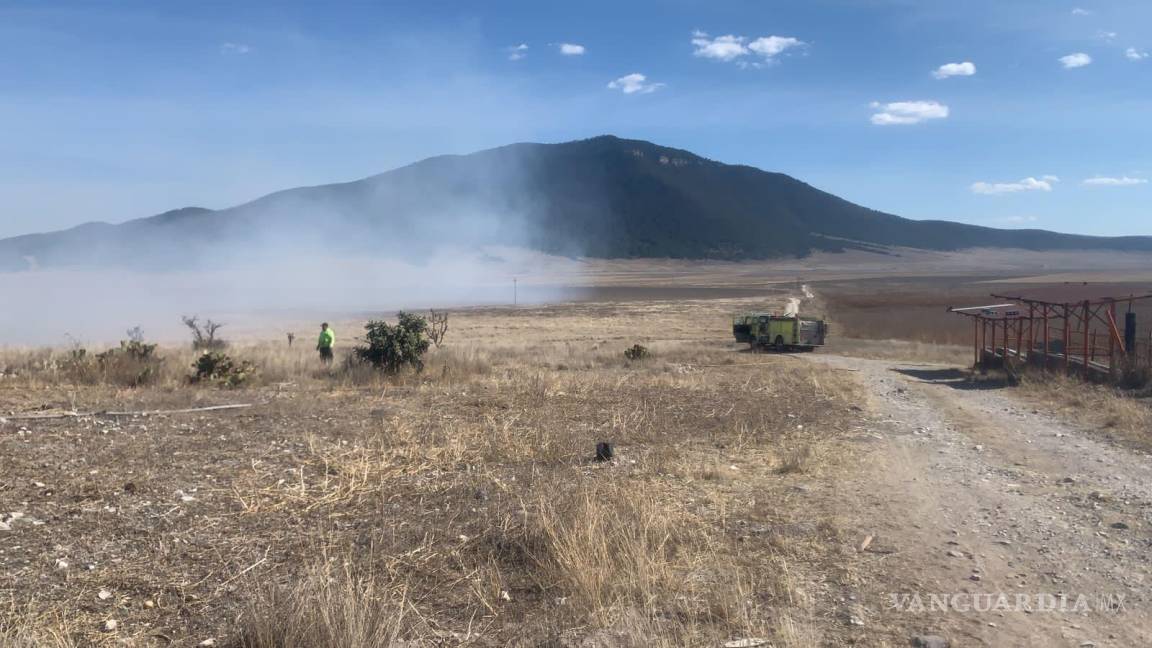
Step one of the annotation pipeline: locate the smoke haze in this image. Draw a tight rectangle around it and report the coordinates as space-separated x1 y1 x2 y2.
0 247 572 347
0 143 576 346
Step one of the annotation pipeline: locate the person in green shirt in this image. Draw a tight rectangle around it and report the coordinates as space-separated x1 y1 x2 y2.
317 322 335 364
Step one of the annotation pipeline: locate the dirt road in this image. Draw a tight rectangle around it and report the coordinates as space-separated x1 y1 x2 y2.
807 354 1152 647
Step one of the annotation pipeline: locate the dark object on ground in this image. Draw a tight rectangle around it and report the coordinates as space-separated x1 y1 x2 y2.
595 442 614 462
624 344 650 361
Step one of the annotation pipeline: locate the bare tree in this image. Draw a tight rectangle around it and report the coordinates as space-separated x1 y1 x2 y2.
428 310 449 348
125 326 145 343
181 315 227 350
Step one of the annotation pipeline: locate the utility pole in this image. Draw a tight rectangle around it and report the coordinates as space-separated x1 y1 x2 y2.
513 277 518 306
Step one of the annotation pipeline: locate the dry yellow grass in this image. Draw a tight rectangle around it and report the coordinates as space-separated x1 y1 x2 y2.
0 297 866 647
1015 372 1152 448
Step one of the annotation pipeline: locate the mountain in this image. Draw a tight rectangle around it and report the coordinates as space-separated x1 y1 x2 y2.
3 135 1150 270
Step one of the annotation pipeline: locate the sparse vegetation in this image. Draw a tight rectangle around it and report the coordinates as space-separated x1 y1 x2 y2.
58 336 163 387
0 297 862 646
95 339 162 387
9 281 1152 646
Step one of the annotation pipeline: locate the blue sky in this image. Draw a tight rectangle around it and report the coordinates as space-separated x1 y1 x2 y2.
1 0 1149 239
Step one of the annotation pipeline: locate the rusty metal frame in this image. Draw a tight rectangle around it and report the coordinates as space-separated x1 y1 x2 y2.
949 291 1152 382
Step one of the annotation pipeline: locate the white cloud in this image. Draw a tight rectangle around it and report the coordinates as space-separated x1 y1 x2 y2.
1059 52 1092 68
971 176 1059 195
691 33 748 61
559 43 585 56
932 61 976 79
607 73 664 94
748 36 804 58
691 31 804 66
220 43 252 55
869 100 949 126
507 44 529 61
1083 176 1148 186
1126 47 1150 61
1097 30 1119 42
1072 7 1092 15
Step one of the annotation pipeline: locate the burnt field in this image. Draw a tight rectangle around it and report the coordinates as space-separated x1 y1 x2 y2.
818 276 1152 347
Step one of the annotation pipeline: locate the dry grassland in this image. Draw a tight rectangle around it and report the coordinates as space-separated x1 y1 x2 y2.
0 298 871 647
1014 373 1152 450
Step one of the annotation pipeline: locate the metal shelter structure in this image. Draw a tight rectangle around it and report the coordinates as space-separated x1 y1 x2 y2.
949 288 1152 382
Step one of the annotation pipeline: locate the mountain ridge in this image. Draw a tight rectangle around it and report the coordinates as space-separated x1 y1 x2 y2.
2 134 1150 271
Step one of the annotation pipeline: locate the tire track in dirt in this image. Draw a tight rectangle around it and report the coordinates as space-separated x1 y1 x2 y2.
807 354 1152 647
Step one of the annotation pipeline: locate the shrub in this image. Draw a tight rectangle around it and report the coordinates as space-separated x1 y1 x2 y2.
192 351 257 387
104 341 161 386
354 312 431 373
65 338 162 387
624 344 651 361
61 344 97 383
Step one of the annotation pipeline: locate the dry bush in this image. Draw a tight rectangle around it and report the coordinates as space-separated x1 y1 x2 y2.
428 309 449 348
530 482 691 614
230 563 425 648
48 339 164 387
0 605 78 648
511 478 774 643
776 442 817 474
0 626 76 648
